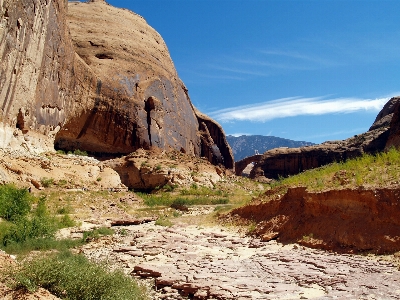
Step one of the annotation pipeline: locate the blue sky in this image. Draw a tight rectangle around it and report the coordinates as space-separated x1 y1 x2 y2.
106 0 400 143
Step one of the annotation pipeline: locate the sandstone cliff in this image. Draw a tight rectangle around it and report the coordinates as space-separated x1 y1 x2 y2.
250 97 399 180
0 0 233 168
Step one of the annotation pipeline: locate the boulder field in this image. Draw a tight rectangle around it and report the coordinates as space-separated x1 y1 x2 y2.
0 0 233 168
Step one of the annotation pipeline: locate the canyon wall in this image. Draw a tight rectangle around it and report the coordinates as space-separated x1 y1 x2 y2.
0 0 233 168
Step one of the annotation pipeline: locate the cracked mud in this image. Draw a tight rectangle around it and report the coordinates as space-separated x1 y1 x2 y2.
82 221 400 299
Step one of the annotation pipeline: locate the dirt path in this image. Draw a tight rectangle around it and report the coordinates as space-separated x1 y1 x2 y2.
81 220 400 299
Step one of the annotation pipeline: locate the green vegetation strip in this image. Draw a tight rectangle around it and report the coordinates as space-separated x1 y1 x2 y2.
272 147 400 191
10 251 147 300
138 192 229 207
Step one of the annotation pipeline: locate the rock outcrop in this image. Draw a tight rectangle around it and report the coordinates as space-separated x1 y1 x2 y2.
103 148 225 191
250 97 399 180
385 99 400 150
230 186 400 254
0 0 233 168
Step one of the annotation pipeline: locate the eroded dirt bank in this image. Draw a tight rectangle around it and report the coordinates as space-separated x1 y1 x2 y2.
230 186 400 254
81 220 400 299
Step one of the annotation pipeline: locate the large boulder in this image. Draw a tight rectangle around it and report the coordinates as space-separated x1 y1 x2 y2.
0 0 233 168
250 97 399 180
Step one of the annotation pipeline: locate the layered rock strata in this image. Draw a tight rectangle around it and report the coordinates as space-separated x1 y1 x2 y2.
0 0 233 168
250 97 399 180
231 186 400 254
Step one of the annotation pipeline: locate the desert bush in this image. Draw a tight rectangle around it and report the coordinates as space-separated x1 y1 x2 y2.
40 177 54 188
11 251 147 300
155 217 173 227
2 197 57 247
0 184 32 221
83 226 114 241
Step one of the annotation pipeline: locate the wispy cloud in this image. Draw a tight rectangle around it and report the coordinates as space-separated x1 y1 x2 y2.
227 133 251 137
209 96 388 123
207 64 270 77
259 50 339 68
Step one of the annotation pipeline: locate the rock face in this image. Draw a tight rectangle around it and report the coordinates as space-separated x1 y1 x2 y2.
0 0 76 153
231 186 400 254
0 0 233 168
385 99 400 149
250 97 399 180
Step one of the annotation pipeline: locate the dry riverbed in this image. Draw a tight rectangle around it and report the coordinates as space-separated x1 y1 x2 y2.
80 214 400 300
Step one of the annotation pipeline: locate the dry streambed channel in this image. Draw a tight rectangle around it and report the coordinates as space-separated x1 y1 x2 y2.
81 218 400 300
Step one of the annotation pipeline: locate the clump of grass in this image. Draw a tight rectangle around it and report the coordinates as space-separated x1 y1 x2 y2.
56 149 66 155
138 192 229 207
68 149 88 156
57 179 68 187
83 226 114 241
9 250 147 300
155 217 173 227
180 186 228 197
40 177 54 188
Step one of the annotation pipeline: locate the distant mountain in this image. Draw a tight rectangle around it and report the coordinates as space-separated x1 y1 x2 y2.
227 135 315 161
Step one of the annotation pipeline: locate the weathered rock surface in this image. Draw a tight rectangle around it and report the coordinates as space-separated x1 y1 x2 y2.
250 97 399 180
231 186 400 254
0 0 233 168
103 148 225 190
82 222 400 299
385 98 400 150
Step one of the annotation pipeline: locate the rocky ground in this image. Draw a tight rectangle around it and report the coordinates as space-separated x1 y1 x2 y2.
78 213 400 300
1 148 400 299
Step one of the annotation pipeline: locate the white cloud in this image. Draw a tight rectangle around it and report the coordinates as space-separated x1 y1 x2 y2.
209 96 389 123
227 133 251 137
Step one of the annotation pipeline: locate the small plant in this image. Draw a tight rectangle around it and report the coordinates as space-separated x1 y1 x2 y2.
141 161 148 167
119 228 129 236
155 217 173 227
56 149 66 155
57 179 68 187
83 227 114 241
302 233 314 241
96 177 102 182
73 149 88 156
155 164 162 171
247 222 257 234
40 177 54 188
163 184 177 192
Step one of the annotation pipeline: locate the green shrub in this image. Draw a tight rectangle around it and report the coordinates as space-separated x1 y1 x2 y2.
57 179 68 187
2 197 57 247
83 227 114 241
0 184 32 221
155 217 173 227
72 149 88 156
11 251 147 300
56 149 66 155
40 177 54 188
